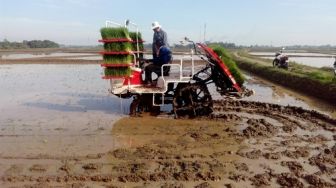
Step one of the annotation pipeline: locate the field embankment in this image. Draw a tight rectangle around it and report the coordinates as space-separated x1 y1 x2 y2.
232 50 336 105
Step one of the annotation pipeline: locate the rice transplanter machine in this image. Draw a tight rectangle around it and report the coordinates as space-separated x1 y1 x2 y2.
99 20 243 117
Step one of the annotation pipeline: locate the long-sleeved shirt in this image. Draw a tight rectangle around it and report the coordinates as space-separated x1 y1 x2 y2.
152 29 168 58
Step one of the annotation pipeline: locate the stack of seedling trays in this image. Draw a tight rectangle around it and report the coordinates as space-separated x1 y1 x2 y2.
129 32 144 59
99 27 144 79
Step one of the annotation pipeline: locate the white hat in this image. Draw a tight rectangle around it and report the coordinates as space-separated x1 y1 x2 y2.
151 21 161 29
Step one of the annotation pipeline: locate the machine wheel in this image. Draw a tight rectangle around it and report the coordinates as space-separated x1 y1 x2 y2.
130 94 159 116
212 67 230 94
173 83 213 118
273 59 279 67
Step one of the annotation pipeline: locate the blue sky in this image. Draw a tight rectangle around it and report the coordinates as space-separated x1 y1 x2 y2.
1 0 335 46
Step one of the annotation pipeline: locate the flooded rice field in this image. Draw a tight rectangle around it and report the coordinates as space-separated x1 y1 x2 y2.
0 64 132 157
249 52 335 68
1 64 334 122
0 64 335 187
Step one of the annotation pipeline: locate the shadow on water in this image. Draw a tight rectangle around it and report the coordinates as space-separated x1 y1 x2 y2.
24 92 132 114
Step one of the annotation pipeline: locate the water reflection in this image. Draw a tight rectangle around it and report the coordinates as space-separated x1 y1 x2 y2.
0 64 132 127
24 93 131 113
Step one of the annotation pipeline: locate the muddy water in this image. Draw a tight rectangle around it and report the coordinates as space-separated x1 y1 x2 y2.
0 64 131 158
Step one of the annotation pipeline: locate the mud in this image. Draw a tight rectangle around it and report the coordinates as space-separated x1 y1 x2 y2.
243 118 279 138
304 174 335 188
249 173 272 186
1 99 335 187
276 173 304 188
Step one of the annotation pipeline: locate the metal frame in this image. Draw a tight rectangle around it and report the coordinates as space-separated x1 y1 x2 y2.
125 20 141 59
105 20 123 27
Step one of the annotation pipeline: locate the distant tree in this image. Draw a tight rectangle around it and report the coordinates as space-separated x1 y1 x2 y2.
26 40 59 48
0 39 11 49
0 39 59 49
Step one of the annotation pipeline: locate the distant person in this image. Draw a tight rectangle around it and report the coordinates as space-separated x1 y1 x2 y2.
151 21 168 59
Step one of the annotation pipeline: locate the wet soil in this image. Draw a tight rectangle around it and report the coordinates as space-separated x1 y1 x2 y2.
1 99 335 187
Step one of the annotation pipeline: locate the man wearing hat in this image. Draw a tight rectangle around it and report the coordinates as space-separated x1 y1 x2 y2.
152 21 168 59
143 21 171 86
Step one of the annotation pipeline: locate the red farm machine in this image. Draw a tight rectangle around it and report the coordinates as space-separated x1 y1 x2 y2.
99 20 245 118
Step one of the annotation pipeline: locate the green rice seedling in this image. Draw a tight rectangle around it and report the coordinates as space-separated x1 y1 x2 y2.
103 54 133 64
129 32 144 51
104 67 132 77
210 45 245 86
103 42 132 52
100 27 131 40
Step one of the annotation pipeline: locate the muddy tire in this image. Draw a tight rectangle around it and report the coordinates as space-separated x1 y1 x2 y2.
173 83 213 118
273 59 279 67
130 94 159 116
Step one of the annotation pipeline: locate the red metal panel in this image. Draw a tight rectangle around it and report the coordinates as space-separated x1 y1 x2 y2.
102 70 142 85
197 43 241 92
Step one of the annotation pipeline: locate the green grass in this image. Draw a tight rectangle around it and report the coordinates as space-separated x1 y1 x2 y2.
103 42 132 52
103 55 133 64
100 27 131 40
237 50 335 84
289 61 334 83
210 45 245 86
104 67 132 77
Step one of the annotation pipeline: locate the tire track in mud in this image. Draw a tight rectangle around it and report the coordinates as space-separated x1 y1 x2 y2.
1 100 335 187
212 100 336 125
211 100 336 188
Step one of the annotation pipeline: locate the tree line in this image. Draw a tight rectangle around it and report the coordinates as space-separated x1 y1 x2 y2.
0 39 59 49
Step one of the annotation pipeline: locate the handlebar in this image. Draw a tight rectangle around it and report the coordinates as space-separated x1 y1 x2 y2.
184 37 198 55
